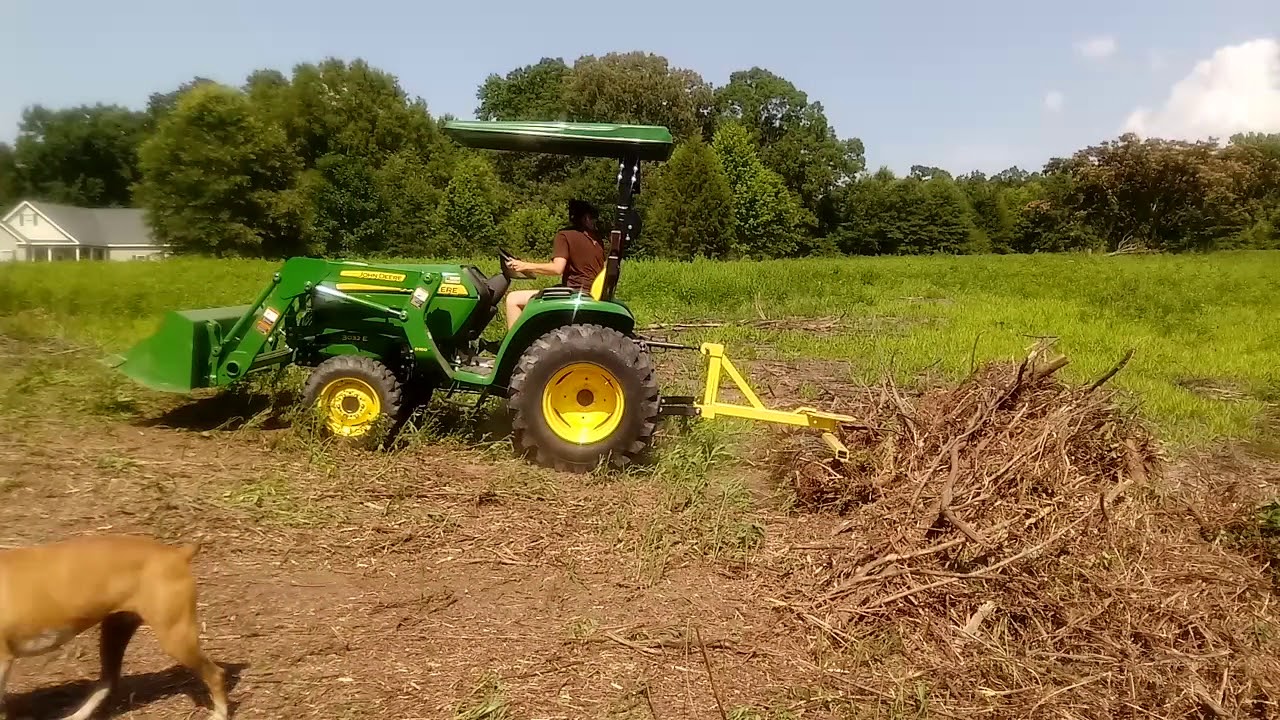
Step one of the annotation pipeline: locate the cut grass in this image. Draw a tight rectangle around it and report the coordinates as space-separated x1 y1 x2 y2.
2 250 1278 446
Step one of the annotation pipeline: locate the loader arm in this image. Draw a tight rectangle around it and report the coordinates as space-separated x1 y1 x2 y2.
113 257 453 393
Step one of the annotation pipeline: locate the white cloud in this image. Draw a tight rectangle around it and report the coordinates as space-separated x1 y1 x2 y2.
1123 38 1280 140
1076 35 1118 61
1043 91 1065 112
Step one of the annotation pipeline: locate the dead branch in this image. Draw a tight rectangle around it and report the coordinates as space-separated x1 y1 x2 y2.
1087 349 1135 393
696 626 729 720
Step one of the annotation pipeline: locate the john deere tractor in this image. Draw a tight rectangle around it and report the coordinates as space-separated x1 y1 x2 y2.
112 120 857 472
113 121 679 471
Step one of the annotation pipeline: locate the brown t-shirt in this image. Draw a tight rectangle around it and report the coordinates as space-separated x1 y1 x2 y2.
552 229 605 291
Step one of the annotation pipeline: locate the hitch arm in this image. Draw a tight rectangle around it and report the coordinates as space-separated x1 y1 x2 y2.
694 343 856 461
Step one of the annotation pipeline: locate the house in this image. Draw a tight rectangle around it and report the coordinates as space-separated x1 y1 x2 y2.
0 200 170 262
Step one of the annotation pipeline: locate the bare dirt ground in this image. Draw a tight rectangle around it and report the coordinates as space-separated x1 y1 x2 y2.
2 340 1278 719
0 411 856 720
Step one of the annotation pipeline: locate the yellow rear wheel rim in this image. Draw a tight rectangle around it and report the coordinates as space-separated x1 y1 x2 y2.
541 362 625 445
318 377 381 437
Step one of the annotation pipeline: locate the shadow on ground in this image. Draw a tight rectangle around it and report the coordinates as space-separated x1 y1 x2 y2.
134 391 297 433
4 662 247 719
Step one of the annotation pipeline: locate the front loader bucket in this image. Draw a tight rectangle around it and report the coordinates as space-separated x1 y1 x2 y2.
108 305 253 393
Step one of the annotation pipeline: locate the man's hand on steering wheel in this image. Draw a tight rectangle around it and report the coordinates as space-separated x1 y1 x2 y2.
507 258 537 279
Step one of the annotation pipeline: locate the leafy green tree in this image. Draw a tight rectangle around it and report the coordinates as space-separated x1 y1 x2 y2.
833 167 896 255
303 155 388 256
642 136 736 259
375 151 446 257
243 69 290 103
12 104 148 207
1223 132 1280 249
431 155 504 256
145 77 216 131
0 143 17 208
1054 134 1248 252
564 52 715 140
476 58 571 121
473 58 576 212
498 206 563 257
957 171 1015 253
712 122 806 258
715 68 865 234
836 170 979 255
909 165 952 181
267 58 442 166
244 58 455 257
135 83 303 258
910 177 981 254
1005 174 1102 253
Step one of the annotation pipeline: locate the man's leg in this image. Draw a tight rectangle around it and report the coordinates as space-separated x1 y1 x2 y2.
505 289 538 331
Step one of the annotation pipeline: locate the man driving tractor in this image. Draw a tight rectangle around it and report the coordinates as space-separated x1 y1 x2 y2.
504 200 605 330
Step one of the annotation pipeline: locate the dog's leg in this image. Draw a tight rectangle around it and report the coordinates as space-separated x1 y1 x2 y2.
1 655 12 719
59 613 142 720
151 612 228 720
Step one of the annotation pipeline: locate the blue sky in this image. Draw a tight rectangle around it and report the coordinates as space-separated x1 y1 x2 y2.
3 0 1277 175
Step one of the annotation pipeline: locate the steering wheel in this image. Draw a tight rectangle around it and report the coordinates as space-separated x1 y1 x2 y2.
497 247 529 280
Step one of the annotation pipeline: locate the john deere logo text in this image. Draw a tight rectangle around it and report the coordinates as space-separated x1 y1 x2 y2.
339 270 406 282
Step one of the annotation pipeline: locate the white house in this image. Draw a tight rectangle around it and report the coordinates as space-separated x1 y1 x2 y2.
0 200 170 262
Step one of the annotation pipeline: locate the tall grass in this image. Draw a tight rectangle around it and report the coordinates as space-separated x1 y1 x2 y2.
2 251 1277 445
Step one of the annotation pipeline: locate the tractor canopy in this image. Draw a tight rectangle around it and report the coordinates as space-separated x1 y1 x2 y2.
443 120 674 162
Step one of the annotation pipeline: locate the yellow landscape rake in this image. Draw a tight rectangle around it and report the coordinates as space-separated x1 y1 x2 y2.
656 342 858 460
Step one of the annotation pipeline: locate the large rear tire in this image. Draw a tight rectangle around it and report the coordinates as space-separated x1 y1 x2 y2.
508 324 660 472
300 355 404 442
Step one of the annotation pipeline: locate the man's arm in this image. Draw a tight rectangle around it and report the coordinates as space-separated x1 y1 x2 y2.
510 232 569 277
512 256 566 276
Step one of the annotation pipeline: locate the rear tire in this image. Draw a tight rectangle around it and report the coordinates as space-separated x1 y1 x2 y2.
300 355 404 443
508 324 660 472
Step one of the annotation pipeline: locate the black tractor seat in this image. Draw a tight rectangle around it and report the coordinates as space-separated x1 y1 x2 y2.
456 249 517 347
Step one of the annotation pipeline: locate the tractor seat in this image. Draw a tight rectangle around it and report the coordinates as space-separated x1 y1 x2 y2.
464 265 498 308
456 250 516 345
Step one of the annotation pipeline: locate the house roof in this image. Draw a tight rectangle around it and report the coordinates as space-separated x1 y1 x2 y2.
0 222 22 244
18 201 157 247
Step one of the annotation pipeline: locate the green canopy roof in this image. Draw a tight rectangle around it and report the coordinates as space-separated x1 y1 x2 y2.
443 120 674 161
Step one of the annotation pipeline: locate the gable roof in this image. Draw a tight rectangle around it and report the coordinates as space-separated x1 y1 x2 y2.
0 222 23 245
8 201 158 247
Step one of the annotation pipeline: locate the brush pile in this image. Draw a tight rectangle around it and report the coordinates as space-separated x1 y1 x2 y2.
770 343 1280 718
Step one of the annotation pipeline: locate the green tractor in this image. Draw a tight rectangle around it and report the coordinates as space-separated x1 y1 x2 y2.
112 120 855 472
114 121 683 471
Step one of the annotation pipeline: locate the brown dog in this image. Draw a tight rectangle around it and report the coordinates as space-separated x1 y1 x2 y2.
0 534 228 720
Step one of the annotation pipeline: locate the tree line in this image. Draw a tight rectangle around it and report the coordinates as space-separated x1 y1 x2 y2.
1 53 1277 260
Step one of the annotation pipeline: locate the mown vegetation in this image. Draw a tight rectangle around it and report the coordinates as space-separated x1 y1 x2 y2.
2 251 1277 447
2 53 1278 260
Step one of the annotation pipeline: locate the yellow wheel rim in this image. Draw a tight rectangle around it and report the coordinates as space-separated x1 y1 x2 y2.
318 377 381 437
541 362 626 445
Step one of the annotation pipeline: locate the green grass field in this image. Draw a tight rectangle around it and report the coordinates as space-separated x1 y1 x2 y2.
2 250 1277 447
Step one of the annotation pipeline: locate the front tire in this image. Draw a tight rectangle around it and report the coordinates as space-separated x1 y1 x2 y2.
508 324 660 472
300 355 404 442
